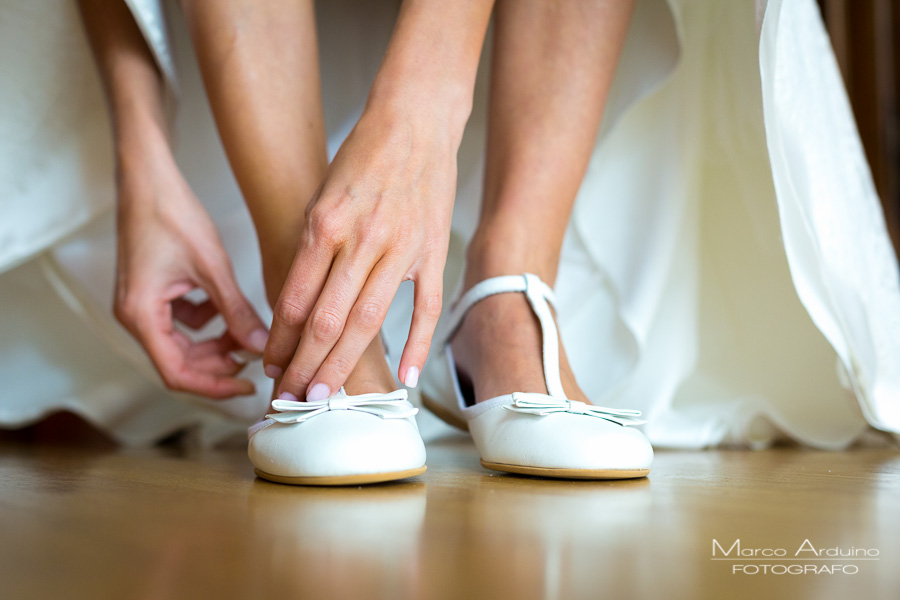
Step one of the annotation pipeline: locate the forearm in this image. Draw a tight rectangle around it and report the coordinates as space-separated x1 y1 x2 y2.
366 0 495 143
76 0 170 172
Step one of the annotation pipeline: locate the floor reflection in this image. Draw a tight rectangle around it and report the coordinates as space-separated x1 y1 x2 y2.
2 437 898 599
246 479 427 597
421 473 652 600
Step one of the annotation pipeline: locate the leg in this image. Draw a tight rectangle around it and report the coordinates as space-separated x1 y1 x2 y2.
453 0 635 402
180 0 393 393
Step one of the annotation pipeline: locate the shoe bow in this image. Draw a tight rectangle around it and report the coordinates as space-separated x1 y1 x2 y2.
265 389 418 424
504 392 646 426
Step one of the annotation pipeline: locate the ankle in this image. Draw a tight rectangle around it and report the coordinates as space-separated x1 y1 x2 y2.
344 337 396 394
344 374 394 395
464 228 559 289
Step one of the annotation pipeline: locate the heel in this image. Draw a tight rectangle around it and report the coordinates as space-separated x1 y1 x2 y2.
421 393 469 431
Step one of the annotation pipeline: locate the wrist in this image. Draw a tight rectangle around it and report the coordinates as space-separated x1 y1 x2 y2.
364 79 473 147
361 0 492 144
365 42 478 144
114 108 172 184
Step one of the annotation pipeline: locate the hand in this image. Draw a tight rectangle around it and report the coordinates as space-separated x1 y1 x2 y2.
114 148 269 399
264 108 455 400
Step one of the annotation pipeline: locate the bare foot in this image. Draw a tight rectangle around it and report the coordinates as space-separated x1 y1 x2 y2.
272 336 397 400
449 290 589 405
340 336 398 395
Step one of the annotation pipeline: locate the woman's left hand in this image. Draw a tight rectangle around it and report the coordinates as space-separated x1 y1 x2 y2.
114 145 269 399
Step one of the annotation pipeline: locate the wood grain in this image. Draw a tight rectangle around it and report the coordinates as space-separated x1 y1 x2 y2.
1 435 898 599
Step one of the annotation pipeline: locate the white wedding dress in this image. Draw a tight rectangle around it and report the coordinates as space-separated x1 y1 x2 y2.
0 0 897 449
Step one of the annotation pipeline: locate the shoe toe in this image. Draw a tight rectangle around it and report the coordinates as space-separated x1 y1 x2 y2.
249 411 426 478
472 409 653 472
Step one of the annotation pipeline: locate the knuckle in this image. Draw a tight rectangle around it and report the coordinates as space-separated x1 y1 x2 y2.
357 222 388 248
385 230 412 254
303 185 325 220
412 334 433 353
356 226 377 247
395 221 415 245
283 366 314 390
327 354 354 377
114 294 139 326
159 369 185 392
133 312 154 336
309 307 343 342
275 299 307 327
353 298 387 330
308 208 344 246
419 291 443 320
112 302 129 327
128 307 155 336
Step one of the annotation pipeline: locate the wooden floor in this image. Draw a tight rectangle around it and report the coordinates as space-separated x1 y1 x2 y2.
1 432 899 600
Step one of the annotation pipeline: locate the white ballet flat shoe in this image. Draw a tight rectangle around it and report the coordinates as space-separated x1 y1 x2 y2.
421 273 653 479
248 387 427 486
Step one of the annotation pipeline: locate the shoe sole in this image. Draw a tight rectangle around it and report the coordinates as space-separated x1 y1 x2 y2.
481 460 649 480
421 393 469 431
254 466 427 486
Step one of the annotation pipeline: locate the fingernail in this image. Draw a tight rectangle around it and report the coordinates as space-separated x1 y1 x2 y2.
248 329 269 353
306 383 331 402
277 391 298 402
404 366 419 388
231 350 256 364
264 364 284 379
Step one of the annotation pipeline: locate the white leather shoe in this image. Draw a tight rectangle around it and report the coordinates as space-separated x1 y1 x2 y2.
421 273 653 479
248 388 427 486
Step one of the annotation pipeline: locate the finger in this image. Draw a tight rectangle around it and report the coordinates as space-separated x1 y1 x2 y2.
276 249 374 400
398 264 443 388
305 260 402 398
263 235 333 379
153 335 255 398
136 306 256 399
167 365 255 398
171 298 219 329
168 329 244 376
200 255 270 355
185 332 246 376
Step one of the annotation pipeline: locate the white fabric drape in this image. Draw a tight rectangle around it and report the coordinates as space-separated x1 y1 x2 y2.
0 0 897 448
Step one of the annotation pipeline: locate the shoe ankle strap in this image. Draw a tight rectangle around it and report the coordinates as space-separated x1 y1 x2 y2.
442 273 566 399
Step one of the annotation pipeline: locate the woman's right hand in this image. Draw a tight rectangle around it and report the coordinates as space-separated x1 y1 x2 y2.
114 139 269 399
263 104 458 402
262 0 494 402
